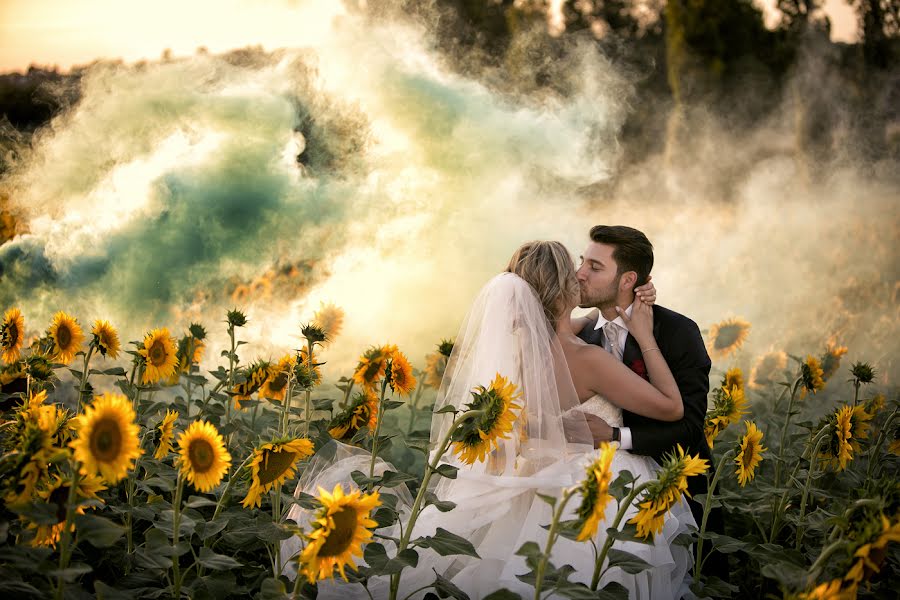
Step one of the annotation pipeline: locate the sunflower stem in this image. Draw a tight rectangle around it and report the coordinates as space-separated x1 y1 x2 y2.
368 378 390 481
172 474 185 599
53 462 82 600
210 453 254 526
405 383 424 437
694 449 735 581
774 377 802 488
304 339 314 437
185 337 195 408
273 480 282 579
769 425 829 543
226 323 236 445
76 345 94 415
590 480 653 590
282 368 294 439
533 487 578 600
866 407 898 482
807 539 846 584
387 409 484 600
796 427 832 549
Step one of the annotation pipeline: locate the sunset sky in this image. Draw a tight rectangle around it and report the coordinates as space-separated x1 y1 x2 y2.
0 0 860 74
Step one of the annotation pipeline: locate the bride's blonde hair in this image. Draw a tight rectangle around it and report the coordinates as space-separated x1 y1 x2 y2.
506 240 579 328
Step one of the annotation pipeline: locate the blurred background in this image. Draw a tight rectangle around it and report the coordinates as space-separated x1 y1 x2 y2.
0 0 897 385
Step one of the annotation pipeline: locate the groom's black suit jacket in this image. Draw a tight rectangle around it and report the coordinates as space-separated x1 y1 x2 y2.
577 304 712 495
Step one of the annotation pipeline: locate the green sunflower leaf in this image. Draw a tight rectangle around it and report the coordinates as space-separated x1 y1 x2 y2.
414 528 479 558
606 548 652 574
74 513 125 548
198 547 242 570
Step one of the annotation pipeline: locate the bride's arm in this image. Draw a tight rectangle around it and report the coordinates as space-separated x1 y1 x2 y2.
574 302 683 421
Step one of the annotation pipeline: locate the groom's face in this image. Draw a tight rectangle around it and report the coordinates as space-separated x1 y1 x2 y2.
576 242 621 308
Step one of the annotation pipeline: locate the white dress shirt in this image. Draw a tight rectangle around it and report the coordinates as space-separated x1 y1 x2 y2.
593 303 635 450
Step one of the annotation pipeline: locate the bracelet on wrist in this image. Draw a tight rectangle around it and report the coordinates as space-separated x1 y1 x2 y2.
641 347 660 355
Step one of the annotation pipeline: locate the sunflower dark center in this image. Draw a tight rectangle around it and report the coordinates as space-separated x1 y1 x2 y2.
90 417 122 462
714 325 742 349
49 484 71 522
269 372 287 392
259 449 296 486
148 340 167 366
8 322 19 344
57 325 72 349
741 445 755 469
318 506 358 557
188 439 215 473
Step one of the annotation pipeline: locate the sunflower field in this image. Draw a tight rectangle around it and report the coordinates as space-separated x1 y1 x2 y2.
0 305 897 599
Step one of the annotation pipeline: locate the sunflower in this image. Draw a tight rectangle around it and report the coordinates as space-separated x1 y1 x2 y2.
300 347 322 386
232 361 270 409
800 355 825 396
261 354 295 402
863 393 885 415
797 579 856 600
704 416 727 450
749 350 788 389
722 367 744 393
313 303 345 343
451 373 523 465
3 413 55 506
628 445 708 539
328 390 378 440
91 320 120 359
706 318 751 358
387 350 416 396
153 409 179 460
70 392 143 483
1 307 25 363
139 328 178 385
424 352 448 389
715 385 747 426
820 340 848 382
575 442 616 541
30 473 106 548
242 437 314 508
176 421 232 492
819 405 854 471
352 345 397 391
48 311 85 365
843 515 900 586
735 421 766 486
703 384 748 448
298 484 381 583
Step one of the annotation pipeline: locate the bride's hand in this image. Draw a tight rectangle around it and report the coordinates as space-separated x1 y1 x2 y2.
634 275 655 306
618 298 654 346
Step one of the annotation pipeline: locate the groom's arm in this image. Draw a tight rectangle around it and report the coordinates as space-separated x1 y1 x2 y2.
627 319 711 460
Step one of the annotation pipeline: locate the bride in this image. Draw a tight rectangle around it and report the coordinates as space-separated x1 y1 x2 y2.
285 240 695 599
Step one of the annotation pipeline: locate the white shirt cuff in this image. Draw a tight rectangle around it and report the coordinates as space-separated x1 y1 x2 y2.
618 427 633 450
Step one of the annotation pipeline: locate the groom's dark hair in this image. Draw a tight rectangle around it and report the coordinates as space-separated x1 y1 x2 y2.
589 225 654 287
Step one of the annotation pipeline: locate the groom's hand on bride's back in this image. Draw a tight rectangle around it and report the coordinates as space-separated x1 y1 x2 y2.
562 412 611 445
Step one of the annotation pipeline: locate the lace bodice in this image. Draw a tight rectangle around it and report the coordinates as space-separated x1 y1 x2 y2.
575 394 623 427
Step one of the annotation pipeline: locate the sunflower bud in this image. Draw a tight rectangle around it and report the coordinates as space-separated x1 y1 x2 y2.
850 362 875 384
300 323 327 345
437 338 454 358
189 323 207 341
226 309 247 328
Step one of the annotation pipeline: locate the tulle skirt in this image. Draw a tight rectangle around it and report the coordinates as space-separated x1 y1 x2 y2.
282 442 695 600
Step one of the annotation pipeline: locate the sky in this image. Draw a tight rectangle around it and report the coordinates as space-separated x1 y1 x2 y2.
0 0 861 74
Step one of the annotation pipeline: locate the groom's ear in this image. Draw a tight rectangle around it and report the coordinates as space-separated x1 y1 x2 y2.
619 271 638 292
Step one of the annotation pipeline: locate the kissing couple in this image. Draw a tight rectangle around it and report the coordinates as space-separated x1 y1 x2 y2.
286 225 719 599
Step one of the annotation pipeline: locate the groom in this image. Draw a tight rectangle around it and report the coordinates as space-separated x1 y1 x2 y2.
575 225 727 581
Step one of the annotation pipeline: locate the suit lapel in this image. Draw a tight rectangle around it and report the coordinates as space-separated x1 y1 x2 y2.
622 333 641 366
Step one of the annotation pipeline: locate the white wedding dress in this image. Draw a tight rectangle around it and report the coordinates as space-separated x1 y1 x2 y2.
282 274 695 599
